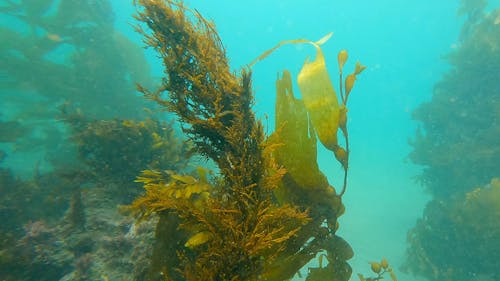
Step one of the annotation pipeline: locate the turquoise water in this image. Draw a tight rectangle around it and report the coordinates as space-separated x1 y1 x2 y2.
1 1 499 281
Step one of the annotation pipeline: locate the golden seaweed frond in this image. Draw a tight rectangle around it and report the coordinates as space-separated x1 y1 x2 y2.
129 169 210 219
357 258 398 281
177 199 310 281
130 166 311 280
244 203 310 257
134 0 265 193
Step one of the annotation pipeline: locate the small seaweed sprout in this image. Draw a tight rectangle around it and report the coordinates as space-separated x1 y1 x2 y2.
358 257 398 281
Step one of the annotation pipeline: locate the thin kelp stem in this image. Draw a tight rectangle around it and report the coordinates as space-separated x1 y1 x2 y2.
339 70 346 104
248 32 333 68
339 134 349 197
340 70 348 197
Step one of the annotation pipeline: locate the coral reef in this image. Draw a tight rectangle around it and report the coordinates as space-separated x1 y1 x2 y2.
405 2 500 281
130 1 364 280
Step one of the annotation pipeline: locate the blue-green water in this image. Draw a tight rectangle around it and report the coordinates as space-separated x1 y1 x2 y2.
1 1 499 281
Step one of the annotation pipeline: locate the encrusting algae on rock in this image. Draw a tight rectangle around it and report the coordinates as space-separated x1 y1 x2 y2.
128 1 366 280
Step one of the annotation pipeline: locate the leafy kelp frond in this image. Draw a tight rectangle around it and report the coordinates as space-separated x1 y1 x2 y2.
129 168 310 281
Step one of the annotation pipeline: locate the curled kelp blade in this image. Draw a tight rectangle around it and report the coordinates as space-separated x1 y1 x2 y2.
297 41 340 151
249 32 341 151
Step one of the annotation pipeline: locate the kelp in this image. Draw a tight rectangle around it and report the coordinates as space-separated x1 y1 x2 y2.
410 5 500 198
406 3 500 281
403 178 500 281
65 112 189 183
131 1 310 280
272 70 328 192
0 119 28 143
261 33 364 280
357 258 398 281
130 0 364 280
0 0 154 174
1 0 150 119
250 32 365 196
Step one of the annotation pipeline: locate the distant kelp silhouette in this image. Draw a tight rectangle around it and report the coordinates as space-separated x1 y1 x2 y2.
0 1 187 280
406 2 500 281
1 0 152 166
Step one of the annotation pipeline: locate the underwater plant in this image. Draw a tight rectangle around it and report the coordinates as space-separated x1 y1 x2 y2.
63 109 191 201
0 111 188 280
409 3 500 198
403 178 500 281
0 0 154 172
1 1 193 280
405 2 500 281
250 33 365 197
0 118 28 143
357 258 398 281
1 0 152 119
129 1 365 280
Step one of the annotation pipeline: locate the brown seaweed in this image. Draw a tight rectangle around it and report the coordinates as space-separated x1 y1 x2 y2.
129 1 365 280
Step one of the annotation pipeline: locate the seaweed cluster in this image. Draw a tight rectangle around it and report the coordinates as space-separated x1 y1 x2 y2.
0 157 80 233
405 1 500 280
1 105 191 280
1 1 193 279
0 113 190 280
409 1 500 198
404 179 500 281
130 1 365 280
0 174 159 281
357 258 398 281
1 0 152 169
63 109 191 201
1 0 152 118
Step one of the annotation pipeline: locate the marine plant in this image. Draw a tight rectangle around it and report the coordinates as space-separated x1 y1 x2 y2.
1 0 153 171
63 109 190 200
403 178 500 281
251 33 365 197
405 2 500 281
409 2 500 198
1 0 152 119
129 1 365 280
0 118 28 143
0 110 188 280
0 162 81 281
357 258 398 281
1 2 191 279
